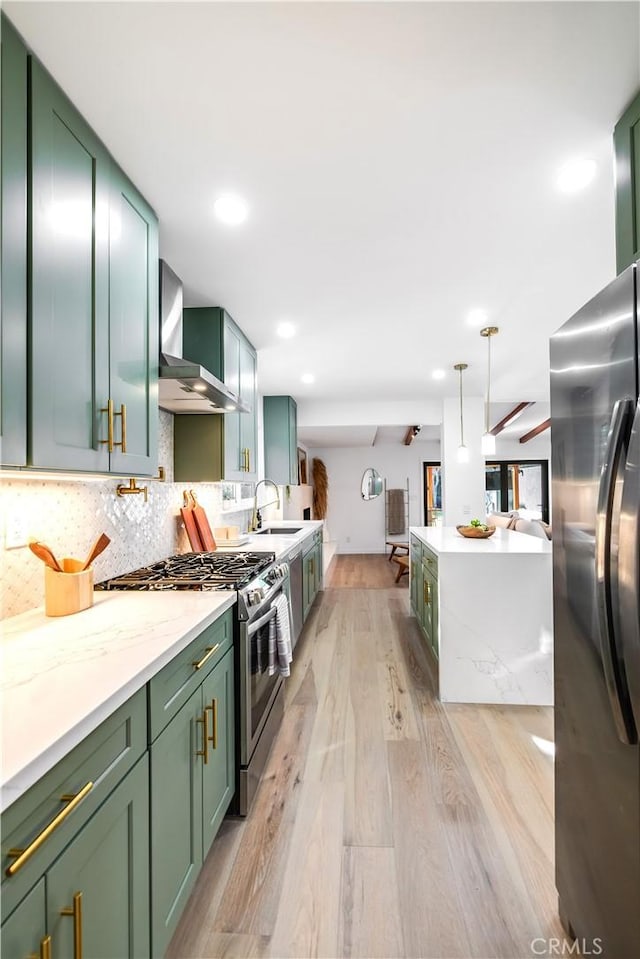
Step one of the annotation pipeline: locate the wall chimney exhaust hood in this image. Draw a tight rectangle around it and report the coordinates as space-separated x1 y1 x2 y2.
158 260 249 414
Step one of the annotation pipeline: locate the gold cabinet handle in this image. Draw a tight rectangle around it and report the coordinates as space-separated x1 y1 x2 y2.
60 892 83 959
99 398 114 452
113 404 127 452
192 643 220 671
207 698 218 750
246 448 250 472
28 934 53 959
196 709 210 765
6 782 93 877
423 581 430 606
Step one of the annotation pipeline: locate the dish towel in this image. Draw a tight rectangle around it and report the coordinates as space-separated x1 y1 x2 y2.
387 489 406 535
274 593 293 677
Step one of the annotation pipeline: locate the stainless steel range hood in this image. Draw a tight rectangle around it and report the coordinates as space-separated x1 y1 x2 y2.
158 260 249 414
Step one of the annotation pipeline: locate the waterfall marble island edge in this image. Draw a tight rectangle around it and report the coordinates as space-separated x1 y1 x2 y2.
410 526 553 706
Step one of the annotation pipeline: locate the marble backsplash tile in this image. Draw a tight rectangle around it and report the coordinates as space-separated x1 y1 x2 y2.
1 412 255 619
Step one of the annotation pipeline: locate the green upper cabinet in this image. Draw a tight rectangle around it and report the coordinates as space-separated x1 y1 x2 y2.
175 308 257 482
108 163 159 476
26 52 158 474
614 89 640 274
263 396 298 486
0 16 28 467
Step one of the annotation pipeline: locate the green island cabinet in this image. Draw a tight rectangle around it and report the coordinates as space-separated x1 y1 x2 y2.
263 395 298 486
302 529 323 622
149 610 235 958
174 308 257 483
409 534 439 659
0 16 28 466
614 89 640 274
1 689 150 959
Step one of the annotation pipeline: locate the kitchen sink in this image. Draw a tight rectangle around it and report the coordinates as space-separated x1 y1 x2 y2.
255 527 302 535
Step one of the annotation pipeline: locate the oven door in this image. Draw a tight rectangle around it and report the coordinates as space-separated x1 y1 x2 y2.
239 596 285 765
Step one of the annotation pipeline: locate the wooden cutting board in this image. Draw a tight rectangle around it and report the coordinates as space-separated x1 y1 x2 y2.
181 492 204 551
189 490 217 551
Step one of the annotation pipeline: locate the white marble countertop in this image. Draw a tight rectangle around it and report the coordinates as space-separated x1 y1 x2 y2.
217 520 324 560
410 525 551 555
0 591 236 812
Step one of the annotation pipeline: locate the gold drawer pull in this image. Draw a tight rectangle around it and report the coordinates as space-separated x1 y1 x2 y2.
60 891 82 959
6 782 93 877
207 698 218 750
193 643 220 671
196 709 210 764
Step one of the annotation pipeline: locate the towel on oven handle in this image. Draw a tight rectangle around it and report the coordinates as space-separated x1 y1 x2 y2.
274 593 293 677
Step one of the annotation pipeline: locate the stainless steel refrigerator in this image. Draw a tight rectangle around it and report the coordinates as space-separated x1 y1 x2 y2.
550 261 640 957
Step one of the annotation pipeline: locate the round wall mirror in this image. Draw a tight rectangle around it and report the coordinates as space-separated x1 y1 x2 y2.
361 468 383 500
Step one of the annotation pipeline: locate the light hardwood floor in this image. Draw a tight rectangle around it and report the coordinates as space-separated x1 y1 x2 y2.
167 555 562 959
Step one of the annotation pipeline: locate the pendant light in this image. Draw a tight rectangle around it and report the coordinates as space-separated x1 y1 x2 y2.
454 363 469 463
480 326 499 455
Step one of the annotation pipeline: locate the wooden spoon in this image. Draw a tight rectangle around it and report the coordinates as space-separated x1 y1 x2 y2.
81 533 111 570
28 541 63 572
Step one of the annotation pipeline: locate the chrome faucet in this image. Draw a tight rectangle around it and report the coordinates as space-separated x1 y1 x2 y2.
250 479 281 531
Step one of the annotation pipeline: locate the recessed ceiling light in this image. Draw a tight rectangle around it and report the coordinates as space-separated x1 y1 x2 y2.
432 369 446 380
213 194 249 225
277 322 296 339
301 373 315 384
467 308 489 327
556 158 597 193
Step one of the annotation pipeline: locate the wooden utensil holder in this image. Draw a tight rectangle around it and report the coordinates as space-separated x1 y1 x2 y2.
44 558 94 616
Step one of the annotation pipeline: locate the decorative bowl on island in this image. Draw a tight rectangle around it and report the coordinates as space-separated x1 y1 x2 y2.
456 523 496 539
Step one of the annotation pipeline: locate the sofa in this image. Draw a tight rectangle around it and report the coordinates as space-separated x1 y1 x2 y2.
486 511 551 541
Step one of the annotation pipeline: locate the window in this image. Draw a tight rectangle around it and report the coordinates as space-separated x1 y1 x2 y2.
486 460 549 523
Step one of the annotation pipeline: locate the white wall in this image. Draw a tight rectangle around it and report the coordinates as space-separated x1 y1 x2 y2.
306 442 440 554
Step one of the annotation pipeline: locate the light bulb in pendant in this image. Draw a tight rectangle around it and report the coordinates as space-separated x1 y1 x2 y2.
457 444 470 464
481 432 496 455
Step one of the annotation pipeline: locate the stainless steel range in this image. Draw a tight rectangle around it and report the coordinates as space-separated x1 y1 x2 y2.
97 550 292 815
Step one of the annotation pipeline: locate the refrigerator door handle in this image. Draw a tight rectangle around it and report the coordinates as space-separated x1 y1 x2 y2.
596 397 636 745
619 399 640 731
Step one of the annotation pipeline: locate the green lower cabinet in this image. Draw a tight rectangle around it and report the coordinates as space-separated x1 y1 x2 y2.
410 540 422 624
1 878 47 959
1 757 150 959
409 538 439 660
302 546 314 621
201 649 235 857
150 689 203 958
150 647 235 958
47 755 150 959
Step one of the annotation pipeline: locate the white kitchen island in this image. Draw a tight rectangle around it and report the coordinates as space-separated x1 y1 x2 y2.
409 526 553 706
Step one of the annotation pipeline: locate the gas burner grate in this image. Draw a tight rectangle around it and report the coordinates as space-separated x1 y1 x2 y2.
96 550 276 591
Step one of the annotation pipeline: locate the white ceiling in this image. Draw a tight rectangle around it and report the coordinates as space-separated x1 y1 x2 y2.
7 1 640 442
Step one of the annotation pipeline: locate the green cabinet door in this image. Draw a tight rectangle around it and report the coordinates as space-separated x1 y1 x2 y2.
263 396 298 486
0 15 28 467
150 690 203 959
1 878 47 959
302 545 314 621
614 90 640 274
108 163 159 476
30 57 111 472
239 342 257 479
46 756 150 959
201 648 235 857
410 538 422 620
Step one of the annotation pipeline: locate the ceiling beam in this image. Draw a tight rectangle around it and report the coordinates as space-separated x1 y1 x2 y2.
519 418 550 444
490 401 534 436
403 427 415 446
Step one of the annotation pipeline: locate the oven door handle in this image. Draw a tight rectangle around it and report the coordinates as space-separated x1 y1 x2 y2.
247 605 278 637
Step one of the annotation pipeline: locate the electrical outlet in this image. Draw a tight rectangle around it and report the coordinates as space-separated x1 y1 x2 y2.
4 514 30 550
